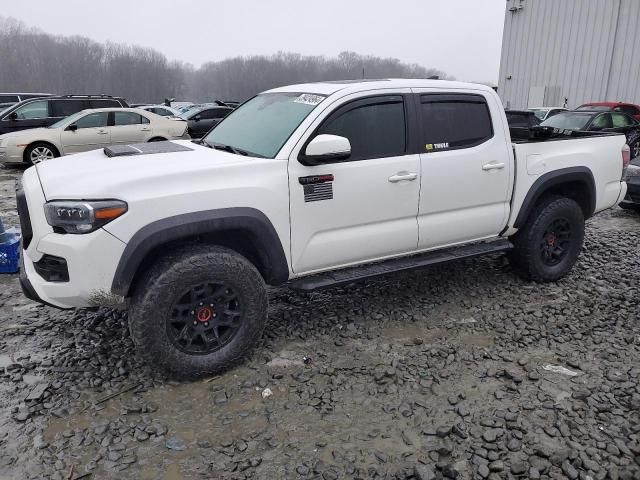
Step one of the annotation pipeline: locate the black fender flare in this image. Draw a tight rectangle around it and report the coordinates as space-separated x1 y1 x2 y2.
110 208 289 296
513 167 596 229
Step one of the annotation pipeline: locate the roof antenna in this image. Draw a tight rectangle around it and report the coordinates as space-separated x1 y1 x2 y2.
428 75 440 80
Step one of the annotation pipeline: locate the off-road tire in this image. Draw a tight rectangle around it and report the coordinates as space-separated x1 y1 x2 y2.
129 245 268 379
508 196 584 282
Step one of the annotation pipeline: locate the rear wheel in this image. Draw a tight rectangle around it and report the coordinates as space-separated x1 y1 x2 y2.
129 245 268 378
508 196 584 282
25 142 59 165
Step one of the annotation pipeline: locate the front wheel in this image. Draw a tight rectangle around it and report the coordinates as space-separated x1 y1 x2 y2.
25 142 59 165
129 245 268 379
508 196 584 282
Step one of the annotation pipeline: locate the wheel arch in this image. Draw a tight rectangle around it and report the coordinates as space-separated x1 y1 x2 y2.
111 208 290 297
513 167 595 229
23 141 60 163
148 136 168 142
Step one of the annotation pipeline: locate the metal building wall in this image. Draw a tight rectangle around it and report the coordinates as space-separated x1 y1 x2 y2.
498 0 640 110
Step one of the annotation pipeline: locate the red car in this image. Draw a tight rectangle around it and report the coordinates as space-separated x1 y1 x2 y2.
576 102 640 121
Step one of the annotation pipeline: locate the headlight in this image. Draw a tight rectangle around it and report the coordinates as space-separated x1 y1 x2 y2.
624 164 640 180
44 200 127 234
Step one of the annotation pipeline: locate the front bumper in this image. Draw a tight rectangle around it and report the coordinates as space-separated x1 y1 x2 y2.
0 144 25 163
18 168 127 308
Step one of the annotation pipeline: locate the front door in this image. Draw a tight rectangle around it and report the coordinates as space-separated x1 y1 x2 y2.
413 90 512 249
0 99 50 134
288 93 421 274
60 111 111 154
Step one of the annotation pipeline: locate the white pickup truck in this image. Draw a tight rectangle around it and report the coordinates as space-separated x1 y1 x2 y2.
17 79 629 377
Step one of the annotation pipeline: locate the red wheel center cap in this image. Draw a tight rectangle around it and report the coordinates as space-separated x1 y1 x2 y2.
547 234 556 246
196 307 213 322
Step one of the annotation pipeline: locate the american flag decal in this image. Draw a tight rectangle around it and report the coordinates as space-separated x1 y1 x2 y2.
303 182 333 202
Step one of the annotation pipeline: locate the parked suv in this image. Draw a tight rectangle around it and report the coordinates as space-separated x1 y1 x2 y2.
0 93 54 111
0 95 128 135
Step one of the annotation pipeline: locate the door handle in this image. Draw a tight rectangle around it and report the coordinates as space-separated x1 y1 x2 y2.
482 162 505 171
141 127 151 131
388 172 418 183
97 130 108 135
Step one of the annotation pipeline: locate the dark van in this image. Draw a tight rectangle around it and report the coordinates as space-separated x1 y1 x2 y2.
0 95 128 135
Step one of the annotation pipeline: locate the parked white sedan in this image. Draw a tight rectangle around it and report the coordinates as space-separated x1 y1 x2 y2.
0 108 190 164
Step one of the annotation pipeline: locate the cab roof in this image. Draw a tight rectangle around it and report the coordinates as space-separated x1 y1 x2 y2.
266 79 494 96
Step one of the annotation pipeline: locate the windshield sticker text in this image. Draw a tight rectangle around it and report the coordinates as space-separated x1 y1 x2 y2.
294 94 325 106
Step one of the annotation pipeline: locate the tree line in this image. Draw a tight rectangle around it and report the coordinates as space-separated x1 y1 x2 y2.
0 17 450 104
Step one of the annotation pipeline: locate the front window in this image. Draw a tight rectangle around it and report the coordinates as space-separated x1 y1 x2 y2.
529 108 547 120
49 110 88 129
13 100 49 120
203 92 326 158
540 112 592 130
75 112 109 129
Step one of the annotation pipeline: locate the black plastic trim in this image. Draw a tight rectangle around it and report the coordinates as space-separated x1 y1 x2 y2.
111 207 289 296
513 167 596 229
19 256 67 309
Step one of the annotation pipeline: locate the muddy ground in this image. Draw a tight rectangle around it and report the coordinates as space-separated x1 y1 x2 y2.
1 163 639 480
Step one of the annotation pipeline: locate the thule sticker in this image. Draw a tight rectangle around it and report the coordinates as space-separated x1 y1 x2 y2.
294 94 325 106
425 142 449 152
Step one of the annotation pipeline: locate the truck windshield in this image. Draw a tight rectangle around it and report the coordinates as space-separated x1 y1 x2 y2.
203 92 326 158
540 112 592 130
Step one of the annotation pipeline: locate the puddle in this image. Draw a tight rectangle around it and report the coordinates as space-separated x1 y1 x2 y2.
0 355 12 368
22 374 44 385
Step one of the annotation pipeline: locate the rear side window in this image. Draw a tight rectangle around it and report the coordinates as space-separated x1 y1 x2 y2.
612 113 635 128
89 99 121 108
317 97 406 161
420 94 493 152
51 100 86 117
114 111 149 125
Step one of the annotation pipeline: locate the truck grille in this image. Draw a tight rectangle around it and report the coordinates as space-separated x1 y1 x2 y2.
15 185 33 249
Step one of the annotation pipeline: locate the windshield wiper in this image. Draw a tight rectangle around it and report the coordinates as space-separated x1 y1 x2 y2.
212 142 249 156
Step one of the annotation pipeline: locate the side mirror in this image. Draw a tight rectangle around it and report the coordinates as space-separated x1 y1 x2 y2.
9 112 18 120
66 124 78 132
194 115 201 122
300 134 351 165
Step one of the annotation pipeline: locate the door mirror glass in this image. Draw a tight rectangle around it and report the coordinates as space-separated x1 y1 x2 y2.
302 134 351 164
66 124 78 132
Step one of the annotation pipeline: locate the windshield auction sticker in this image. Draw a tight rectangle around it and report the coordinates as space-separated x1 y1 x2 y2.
294 94 325 106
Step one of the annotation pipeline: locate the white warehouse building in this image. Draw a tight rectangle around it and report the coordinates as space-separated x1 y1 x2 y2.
498 0 640 110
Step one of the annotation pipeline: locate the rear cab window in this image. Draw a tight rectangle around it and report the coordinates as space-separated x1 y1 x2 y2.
419 93 493 152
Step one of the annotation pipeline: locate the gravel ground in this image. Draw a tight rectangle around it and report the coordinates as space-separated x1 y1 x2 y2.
1 163 640 480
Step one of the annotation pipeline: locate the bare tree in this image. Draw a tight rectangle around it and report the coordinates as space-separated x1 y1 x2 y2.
0 16 451 104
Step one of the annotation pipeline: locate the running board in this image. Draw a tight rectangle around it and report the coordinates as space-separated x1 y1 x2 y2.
289 239 513 292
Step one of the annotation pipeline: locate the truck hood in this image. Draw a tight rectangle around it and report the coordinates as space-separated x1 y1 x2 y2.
36 140 259 200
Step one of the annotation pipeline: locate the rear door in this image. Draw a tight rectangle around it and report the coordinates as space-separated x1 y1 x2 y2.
413 90 512 249
110 111 152 143
60 111 110 154
50 99 89 125
288 92 421 273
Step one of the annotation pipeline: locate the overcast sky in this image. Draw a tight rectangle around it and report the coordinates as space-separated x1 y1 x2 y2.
2 0 506 83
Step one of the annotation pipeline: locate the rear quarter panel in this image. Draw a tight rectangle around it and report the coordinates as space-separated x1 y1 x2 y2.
508 134 626 232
